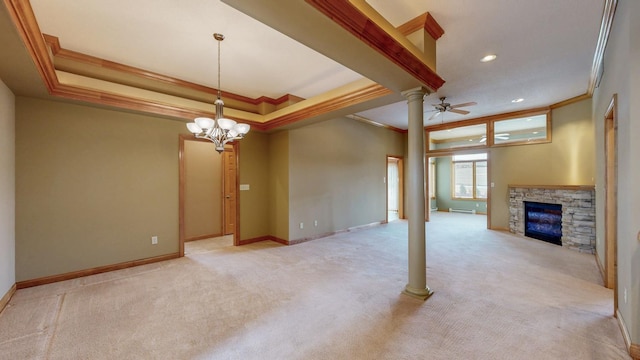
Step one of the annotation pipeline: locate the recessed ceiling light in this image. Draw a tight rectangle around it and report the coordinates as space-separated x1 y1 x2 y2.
481 54 497 62
533 131 539 134
512 98 524 103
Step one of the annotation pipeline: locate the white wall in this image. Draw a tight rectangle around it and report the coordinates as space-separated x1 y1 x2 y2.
0 78 15 296
592 0 639 345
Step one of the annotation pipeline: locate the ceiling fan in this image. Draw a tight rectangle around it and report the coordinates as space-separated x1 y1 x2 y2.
480 133 510 143
427 97 477 121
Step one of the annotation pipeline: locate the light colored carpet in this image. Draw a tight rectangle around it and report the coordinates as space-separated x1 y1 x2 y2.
0 212 631 359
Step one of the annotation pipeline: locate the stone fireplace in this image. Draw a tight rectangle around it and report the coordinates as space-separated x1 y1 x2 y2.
509 185 595 253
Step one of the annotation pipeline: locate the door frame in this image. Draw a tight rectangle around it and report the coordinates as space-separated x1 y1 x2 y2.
426 152 491 229
604 94 618 314
178 135 240 256
386 155 404 222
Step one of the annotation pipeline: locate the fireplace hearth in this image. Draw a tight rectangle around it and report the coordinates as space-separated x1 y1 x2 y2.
524 201 562 245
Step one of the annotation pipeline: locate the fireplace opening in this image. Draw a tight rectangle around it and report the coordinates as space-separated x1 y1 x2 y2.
524 201 562 245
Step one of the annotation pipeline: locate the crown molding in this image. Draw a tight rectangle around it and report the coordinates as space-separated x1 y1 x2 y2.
4 0 396 132
588 0 617 95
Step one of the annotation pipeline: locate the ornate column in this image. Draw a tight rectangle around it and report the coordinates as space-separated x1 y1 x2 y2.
401 87 433 300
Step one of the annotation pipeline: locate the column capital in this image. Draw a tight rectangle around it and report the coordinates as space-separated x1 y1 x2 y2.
401 86 431 99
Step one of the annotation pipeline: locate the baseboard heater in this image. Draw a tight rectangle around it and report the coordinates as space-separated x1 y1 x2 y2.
449 208 476 214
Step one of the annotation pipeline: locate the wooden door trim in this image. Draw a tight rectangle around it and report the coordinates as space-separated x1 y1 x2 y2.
386 155 404 222
604 94 618 314
222 146 238 236
233 142 241 245
179 135 240 256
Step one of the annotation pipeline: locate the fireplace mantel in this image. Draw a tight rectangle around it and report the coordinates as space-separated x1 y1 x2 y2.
508 184 595 191
508 185 596 253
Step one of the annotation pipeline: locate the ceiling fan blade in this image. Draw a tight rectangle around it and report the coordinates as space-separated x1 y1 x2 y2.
450 101 477 109
449 108 470 115
428 111 440 121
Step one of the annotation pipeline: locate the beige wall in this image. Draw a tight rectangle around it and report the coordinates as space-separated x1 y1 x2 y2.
0 78 15 295
184 140 222 239
489 98 595 229
15 97 184 281
268 131 289 241
593 0 639 343
288 117 404 240
238 131 271 241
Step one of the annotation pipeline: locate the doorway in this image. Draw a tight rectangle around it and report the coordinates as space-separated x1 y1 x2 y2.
427 153 491 229
604 94 618 314
179 135 239 256
387 156 404 222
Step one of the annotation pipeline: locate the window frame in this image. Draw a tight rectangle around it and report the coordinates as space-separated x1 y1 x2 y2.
425 108 551 155
451 155 487 201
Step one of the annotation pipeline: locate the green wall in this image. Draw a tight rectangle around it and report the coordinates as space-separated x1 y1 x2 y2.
433 156 487 213
0 78 15 295
288 117 404 241
238 131 270 241
489 98 595 229
15 97 183 281
268 131 289 241
592 0 639 344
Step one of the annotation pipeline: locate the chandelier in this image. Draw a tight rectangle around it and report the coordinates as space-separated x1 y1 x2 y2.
186 33 250 153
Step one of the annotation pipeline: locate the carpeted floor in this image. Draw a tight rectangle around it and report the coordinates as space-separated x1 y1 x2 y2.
0 212 631 359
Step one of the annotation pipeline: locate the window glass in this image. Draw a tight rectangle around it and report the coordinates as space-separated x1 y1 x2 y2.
429 124 487 150
453 162 474 198
452 153 487 200
493 114 548 144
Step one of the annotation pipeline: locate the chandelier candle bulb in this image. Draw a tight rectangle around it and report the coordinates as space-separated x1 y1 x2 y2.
185 33 250 153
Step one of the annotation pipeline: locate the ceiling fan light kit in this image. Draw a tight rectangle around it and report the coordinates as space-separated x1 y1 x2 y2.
186 33 250 153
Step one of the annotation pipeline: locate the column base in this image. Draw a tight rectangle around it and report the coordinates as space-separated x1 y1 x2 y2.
402 285 434 301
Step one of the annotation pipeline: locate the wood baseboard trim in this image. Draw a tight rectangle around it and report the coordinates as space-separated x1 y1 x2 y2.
289 221 385 245
16 252 180 289
185 233 223 242
594 250 606 285
616 309 637 359
631 344 640 360
0 283 17 314
240 222 385 247
238 236 288 246
490 227 511 232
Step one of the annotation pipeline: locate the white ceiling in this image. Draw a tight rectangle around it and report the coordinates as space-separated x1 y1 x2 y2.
29 0 605 129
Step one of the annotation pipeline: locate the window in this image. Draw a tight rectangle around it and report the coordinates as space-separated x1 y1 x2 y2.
452 153 487 200
425 109 551 154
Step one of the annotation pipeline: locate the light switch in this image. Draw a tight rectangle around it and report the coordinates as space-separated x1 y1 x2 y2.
240 184 250 191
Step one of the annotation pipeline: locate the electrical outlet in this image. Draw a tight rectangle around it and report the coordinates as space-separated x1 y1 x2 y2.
151 236 158 245
299 223 304 229
314 220 318 227
624 288 628 304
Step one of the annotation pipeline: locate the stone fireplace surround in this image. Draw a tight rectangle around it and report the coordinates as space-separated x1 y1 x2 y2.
509 185 596 253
